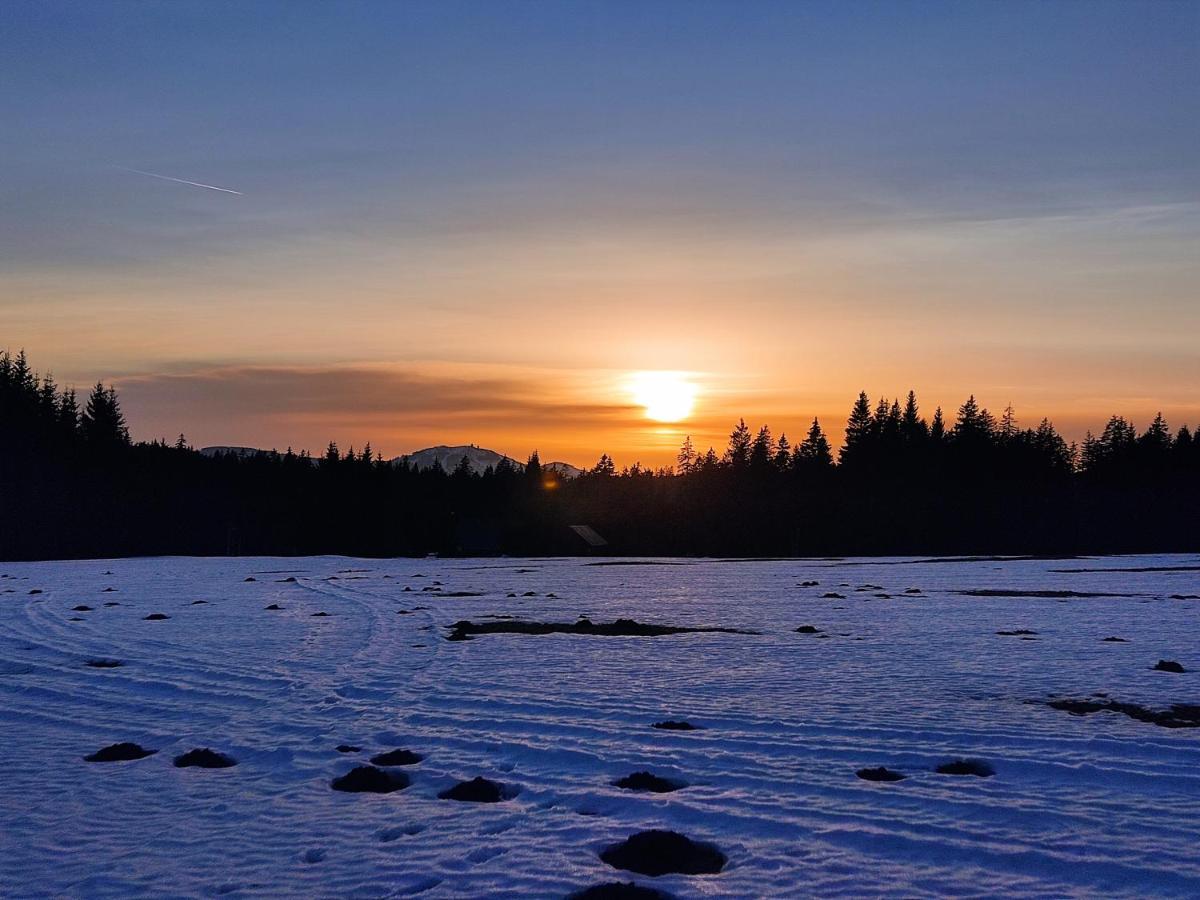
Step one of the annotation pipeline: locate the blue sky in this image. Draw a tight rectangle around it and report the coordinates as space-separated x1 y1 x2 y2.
2 1 1197 461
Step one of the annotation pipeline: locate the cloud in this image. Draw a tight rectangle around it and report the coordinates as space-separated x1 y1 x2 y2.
115 363 642 455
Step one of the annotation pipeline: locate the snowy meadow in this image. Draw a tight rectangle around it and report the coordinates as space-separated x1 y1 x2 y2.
0 555 1197 898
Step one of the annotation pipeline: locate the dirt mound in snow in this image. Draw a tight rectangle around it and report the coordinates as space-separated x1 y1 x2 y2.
1046 698 1200 728
612 771 684 793
331 765 410 793
85 742 156 762
600 829 726 876
568 883 674 900
174 748 237 768
935 759 994 777
370 749 423 766
445 618 752 641
856 766 906 782
438 776 510 802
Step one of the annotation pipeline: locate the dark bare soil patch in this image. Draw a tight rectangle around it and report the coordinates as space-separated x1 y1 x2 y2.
331 765 410 793
612 771 684 793
438 776 510 802
935 759 994 777
445 618 752 641
856 766 906 782
1045 697 1200 728
370 749 423 766
568 883 674 900
1154 659 1186 673
85 742 156 762
174 748 237 768
600 830 726 876
958 589 1127 598
1053 565 1200 574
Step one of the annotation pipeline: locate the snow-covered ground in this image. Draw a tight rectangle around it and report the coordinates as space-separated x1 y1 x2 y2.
0 554 1197 898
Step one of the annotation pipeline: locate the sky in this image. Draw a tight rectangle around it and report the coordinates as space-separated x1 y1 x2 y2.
2 1 1197 466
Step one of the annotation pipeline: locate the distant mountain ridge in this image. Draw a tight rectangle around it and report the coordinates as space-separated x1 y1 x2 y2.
393 444 582 478
199 443 582 478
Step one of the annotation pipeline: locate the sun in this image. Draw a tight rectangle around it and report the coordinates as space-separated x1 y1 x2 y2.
627 371 698 423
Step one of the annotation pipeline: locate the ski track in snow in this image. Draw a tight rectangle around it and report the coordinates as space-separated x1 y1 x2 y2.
0 554 1197 898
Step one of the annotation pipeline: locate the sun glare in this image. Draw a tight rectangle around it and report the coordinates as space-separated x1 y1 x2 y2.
628 371 698 423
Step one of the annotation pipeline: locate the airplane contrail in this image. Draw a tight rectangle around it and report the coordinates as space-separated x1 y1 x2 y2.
114 165 244 195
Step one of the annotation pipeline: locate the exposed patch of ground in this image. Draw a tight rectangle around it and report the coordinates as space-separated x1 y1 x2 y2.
370 749 423 766
1046 697 1200 728
445 618 753 641
612 771 684 793
331 765 409 793
174 748 237 768
856 766 906 782
568 883 674 900
599 829 726 876
1052 565 1200 574
85 742 156 762
438 776 509 802
935 759 994 777
958 589 1129 598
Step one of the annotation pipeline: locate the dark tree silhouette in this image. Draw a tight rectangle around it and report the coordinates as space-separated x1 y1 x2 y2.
2 349 1197 560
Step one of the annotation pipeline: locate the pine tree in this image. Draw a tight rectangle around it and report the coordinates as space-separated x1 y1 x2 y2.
1000 404 1018 441
57 388 79 434
81 382 130 445
725 419 752 468
591 453 616 476
840 392 873 465
798 418 833 468
1140 413 1171 453
749 424 773 470
901 390 927 443
930 407 946 443
773 433 791 470
676 435 696 475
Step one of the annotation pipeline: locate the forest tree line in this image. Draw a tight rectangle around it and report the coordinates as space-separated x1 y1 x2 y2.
2 349 1197 560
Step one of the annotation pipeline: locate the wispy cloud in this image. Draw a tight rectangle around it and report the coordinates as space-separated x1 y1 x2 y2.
113 166 243 196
